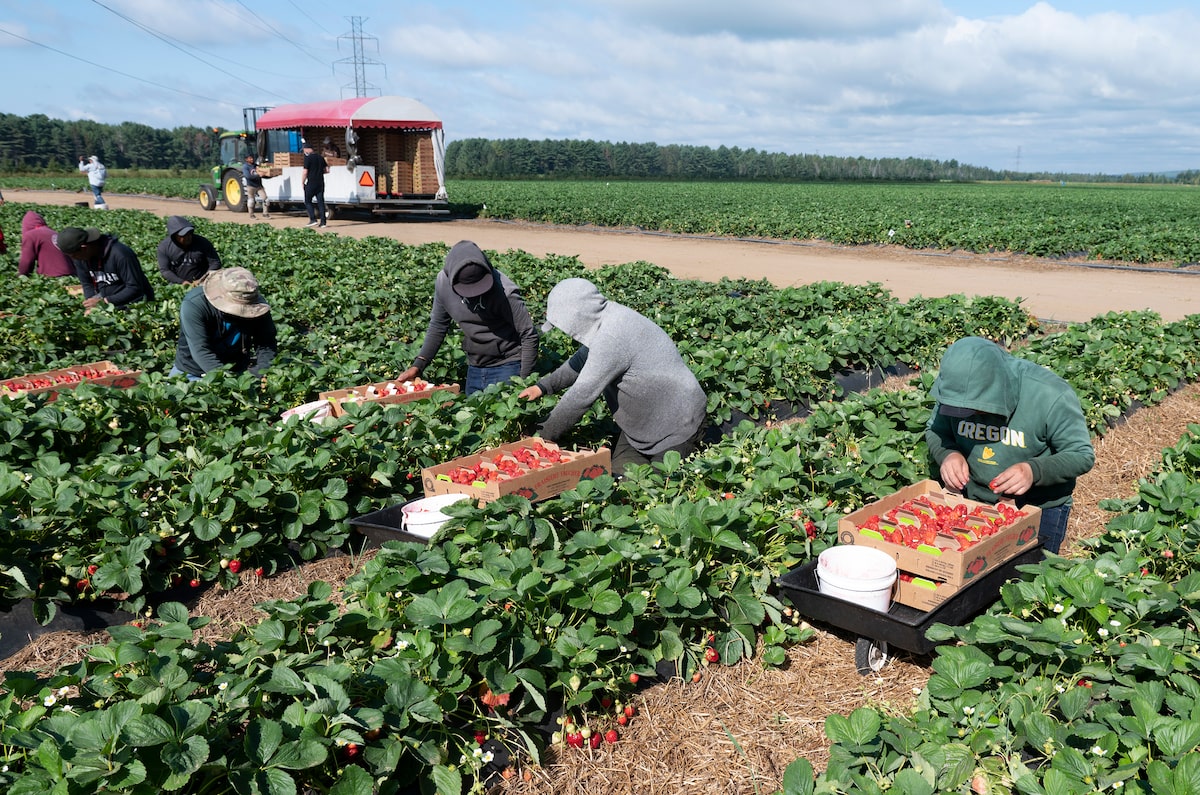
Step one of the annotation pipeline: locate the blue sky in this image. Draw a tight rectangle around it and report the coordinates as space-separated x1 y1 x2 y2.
2 1 1199 174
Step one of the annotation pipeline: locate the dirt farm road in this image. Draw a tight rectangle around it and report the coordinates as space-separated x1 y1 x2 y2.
15 188 1200 324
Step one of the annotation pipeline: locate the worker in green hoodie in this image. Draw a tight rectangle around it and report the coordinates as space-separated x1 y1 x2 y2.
925 336 1095 554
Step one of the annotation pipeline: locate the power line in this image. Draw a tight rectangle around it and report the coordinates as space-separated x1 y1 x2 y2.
234 0 329 67
0 25 234 107
89 0 296 101
288 0 334 36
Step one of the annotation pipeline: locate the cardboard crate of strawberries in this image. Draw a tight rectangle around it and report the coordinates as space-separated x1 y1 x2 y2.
422 437 612 505
837 479 1040 592
1 360 142 401
319 378 460 417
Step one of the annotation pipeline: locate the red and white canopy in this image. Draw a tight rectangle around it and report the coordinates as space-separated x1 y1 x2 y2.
254 96 443 130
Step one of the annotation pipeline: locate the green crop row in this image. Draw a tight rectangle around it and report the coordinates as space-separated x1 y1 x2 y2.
8 176 1200 264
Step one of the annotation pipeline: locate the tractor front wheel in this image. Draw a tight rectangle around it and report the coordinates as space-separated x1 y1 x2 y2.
198 184 216 211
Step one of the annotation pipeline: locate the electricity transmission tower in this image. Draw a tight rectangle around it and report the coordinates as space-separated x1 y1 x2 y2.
335 16 387 98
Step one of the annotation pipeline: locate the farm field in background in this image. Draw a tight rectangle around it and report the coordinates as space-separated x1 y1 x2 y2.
6 174 1200 265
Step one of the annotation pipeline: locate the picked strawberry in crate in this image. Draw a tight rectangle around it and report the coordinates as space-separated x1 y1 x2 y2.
838 480 1040 587
318 378 459 416
423 437 612 505
1 360 142 400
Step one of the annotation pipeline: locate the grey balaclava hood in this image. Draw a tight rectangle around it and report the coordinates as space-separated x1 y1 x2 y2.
542 278 607 344
929 336 1018 417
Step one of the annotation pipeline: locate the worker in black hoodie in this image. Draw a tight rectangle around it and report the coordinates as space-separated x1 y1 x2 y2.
398 240 539 394
56 226 154 312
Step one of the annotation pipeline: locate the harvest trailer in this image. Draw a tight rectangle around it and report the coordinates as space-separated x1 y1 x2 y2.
198 96 449 218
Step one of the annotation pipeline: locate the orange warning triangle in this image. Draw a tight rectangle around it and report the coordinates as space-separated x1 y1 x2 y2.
358 171 375 187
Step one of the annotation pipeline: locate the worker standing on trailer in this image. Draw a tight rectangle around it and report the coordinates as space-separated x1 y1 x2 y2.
925 336 1095 554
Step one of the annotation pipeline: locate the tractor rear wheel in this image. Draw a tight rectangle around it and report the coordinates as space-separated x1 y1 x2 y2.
222 170 245 212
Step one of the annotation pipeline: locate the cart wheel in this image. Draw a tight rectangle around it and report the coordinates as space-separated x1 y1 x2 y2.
855 637 889 675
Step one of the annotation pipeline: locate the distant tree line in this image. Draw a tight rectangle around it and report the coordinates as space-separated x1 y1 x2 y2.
0 113 216 171
0 112 1195 184
445 137 1197 184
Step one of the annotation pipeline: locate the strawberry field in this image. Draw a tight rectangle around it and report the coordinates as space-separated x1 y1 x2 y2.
10 176 1200 265
1 198 1199 794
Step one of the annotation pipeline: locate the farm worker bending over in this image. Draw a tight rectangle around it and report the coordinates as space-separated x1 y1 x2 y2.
78 155 107 207
925 336 1095 554
171 267 277 381
18 211 74 277
157 216 222 285
56 226 155 312
519 277 708 473
398 240 539 394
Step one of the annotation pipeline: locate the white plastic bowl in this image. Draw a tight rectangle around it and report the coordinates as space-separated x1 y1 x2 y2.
400 493 470 538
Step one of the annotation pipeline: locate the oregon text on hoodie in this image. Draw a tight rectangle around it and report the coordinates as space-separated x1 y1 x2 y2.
536 278 707 456
925 336 1095 509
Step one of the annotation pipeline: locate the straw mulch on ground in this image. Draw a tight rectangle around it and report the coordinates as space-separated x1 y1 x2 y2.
4 383 1199 794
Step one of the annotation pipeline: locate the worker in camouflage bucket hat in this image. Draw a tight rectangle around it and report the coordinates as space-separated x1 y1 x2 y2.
170 266 277 380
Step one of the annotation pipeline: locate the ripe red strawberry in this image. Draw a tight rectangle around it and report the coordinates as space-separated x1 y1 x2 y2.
565 732 584 748
228 559 242 574
254 567 264 578
628 673 639 684
76 579 90 591
705 647 720 663
189 578 201 588
604 729 619 744
344 742 359 758
616 714 628 726
87 564 98 575
600 697 612 709
474 732 487 745
624 705 636 718
589 733 601 749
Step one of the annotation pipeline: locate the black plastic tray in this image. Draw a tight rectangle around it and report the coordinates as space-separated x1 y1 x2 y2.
348 502 432 546
775 544 1044 655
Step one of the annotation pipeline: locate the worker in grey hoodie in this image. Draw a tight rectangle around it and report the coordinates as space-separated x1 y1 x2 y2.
519 277 708 472
399 240 539 394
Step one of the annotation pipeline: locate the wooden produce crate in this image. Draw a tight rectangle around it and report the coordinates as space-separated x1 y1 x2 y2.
274 151 305 167
422 438 612 505
390 160 413 194
1 360 142 401
318 379 460 417
837 479 1041 587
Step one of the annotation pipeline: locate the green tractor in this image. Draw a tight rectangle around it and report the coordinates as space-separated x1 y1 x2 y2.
198 107 297 212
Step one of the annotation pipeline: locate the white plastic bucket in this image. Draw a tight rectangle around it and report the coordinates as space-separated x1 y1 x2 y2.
816 545 897 612
401 493 469 539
